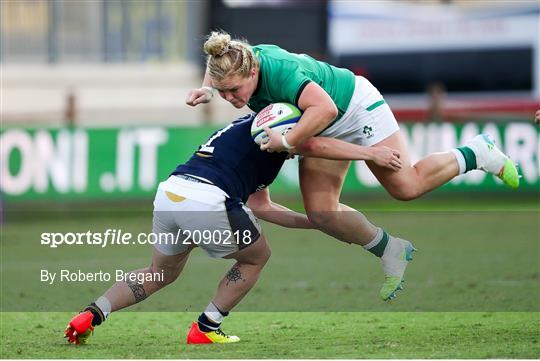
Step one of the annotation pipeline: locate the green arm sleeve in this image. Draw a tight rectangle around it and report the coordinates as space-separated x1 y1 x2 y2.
275 64 312 106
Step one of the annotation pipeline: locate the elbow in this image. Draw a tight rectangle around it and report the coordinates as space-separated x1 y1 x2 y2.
252 205 273 222
325 104 338 121
297 137 323 156
248 199 271 214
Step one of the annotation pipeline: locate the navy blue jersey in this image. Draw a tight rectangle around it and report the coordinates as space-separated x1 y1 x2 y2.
172 113 288 203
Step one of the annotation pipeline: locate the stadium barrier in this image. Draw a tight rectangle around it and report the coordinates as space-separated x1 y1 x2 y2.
1 120 538 201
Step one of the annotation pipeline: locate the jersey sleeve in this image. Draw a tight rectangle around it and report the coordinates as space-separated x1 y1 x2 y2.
271 60 312 106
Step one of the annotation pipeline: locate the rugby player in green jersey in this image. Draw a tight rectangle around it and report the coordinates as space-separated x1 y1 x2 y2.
186 31 519 301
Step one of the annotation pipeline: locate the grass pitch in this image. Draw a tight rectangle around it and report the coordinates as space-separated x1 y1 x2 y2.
1 312 539 359
1 196 539 358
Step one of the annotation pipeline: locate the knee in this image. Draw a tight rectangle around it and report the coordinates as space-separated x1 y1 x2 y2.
387 187 422 201
261 245 271 265
306 209 340 229
249 241 272 268
256 242 271 267
151 265 180 289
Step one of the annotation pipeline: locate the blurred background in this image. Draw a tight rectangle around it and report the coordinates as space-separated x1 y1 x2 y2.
1 0 539 202
1 0 539 317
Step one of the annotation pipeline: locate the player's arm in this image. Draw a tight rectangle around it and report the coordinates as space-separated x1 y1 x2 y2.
186 71 214 106
294 137 403 171
247 188 313 229
261 82 337 152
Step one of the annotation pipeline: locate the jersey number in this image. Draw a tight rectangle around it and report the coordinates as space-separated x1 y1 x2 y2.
199 123 236 154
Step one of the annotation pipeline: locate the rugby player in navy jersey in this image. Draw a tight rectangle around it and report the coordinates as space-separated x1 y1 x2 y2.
65 112 402 345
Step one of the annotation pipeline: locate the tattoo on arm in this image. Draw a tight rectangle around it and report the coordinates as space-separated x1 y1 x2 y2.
127 279 147 303
225 265 245 286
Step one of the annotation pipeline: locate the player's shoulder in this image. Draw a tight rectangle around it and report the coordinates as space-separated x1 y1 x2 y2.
231 112 256 127
253 44 285 53
253 44 298 65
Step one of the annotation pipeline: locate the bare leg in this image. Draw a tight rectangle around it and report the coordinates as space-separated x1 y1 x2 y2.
299 154 417 301
299 157 378 245
211 235 271 312
103 246 192 312
367 130 459 201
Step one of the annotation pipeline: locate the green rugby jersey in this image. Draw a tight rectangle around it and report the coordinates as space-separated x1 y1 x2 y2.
248 44 356 121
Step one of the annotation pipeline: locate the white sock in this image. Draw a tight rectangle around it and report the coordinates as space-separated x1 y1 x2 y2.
363 227 383 250
95 296 112 318
450 149 466 175
204 302 224 324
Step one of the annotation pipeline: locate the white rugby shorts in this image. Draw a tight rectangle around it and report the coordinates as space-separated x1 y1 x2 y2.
152 176 261 258
319 76 400 146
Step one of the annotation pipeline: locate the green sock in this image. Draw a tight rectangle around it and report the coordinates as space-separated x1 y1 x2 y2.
366 230 389 258
456 146 477 172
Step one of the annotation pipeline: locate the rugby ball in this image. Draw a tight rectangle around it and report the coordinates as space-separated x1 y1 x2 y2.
251 103 302 145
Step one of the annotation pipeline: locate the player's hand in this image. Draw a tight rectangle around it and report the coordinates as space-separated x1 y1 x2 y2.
535 109 540 125
186 87 213 106
371 146 402 171
260 126 286 153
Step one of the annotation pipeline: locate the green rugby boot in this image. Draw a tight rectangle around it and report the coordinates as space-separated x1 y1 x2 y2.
380 237 416 301
466 134 519 189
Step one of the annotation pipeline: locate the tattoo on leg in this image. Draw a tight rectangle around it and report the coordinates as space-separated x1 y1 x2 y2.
155 278 167 289
225 265 245 286
126 278 147 303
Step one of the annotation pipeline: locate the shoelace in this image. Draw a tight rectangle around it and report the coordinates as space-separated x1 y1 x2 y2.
214 328 228 338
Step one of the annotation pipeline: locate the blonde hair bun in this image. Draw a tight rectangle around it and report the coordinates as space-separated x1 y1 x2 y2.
203 30 258 81
204 31 232 57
